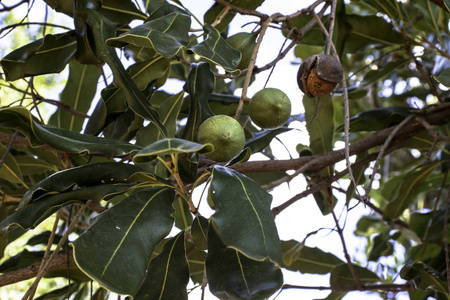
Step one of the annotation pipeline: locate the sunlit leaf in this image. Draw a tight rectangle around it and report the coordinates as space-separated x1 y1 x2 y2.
1 31 76 81
107 12 191 58
72 187 175 296
281 240 344 274
49 60 101 132
132 138 213 163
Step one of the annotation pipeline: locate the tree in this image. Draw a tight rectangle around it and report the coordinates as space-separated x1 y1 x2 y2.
0 0 450 299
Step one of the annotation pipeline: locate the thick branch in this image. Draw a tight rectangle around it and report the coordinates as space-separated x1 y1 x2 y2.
282 283 415 292
0 252 74 287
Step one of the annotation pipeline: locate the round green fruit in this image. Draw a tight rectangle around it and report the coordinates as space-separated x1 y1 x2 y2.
248 88 292 129
197 115 245 162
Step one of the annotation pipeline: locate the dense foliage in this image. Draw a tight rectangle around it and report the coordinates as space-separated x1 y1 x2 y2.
0 0 450 299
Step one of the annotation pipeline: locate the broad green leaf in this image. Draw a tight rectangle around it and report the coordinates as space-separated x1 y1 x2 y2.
401 261 449 295
209 165 282 266
337 106 414 132
132 138 213 163
1 184 135 234
330 263 381 286
359 59 410 88
204 0 264 32
0 249 44 272
136 91 184 147
410 244 442 262
0 106 141 156
100 0 147 25
226 32 258 70
43 0 147 24
75 6 167 136
384 161 443 220
134 231 189 300
191 216 209 251
303 95 334 176
172 196 193 230
0 144 26 187
368 231 394 261
186 242 207 284
354 214 387 237
319 291 347 300
432 68 450 88
182 62 215 142
49 60 101 132
245 127 292 154
189 24 241 71
206 226 283 300
1 31 76 81
86 56 171 135
343 14 406 53
281 240 344 274
106 13 191 58
19 162 158 208
72 187 175 297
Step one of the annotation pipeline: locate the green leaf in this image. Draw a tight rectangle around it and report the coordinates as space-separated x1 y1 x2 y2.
0 249 44 272
49 60 101 132
172 196 193 230
75 6 167 136
134 231 189 300
1 31 76 81
432 68 450 88
337 106 414 132
359 59 410 88
100 0 147 25
330 263 381 287
132 138 213 163
384 161 443 220
72 187 175 297
281 240 344 274
136 91 184 147
189 24 241 71
401 261 449 295
245 128 292 154
0 106 141 156
368 231 394 261
226 32 258 70
206 225 283 300
19 162 158 208
182 62 215 142
191 216 209 251
0 144 26 187
86 56 171 135
204 0 264 32
106 12 191 58
343 14 406 53
303 95 334 176
346 151 369 202
210 166 282 266
1 184 135 234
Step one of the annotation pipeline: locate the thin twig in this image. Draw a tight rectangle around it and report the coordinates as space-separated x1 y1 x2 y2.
22 206 86 300
365 114 415 198
234 13 281 120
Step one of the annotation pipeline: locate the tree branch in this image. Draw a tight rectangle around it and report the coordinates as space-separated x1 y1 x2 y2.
0 252 75 287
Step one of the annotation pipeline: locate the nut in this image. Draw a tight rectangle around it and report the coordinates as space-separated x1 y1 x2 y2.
297 54 343 98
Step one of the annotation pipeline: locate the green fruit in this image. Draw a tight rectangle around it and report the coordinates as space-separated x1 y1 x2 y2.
248 88 292 129
226 32 258 69
197 115 245 162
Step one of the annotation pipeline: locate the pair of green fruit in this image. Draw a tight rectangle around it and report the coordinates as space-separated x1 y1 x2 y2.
197 88 291 162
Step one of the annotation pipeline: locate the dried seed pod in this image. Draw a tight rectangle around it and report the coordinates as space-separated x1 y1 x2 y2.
297 54 343 98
